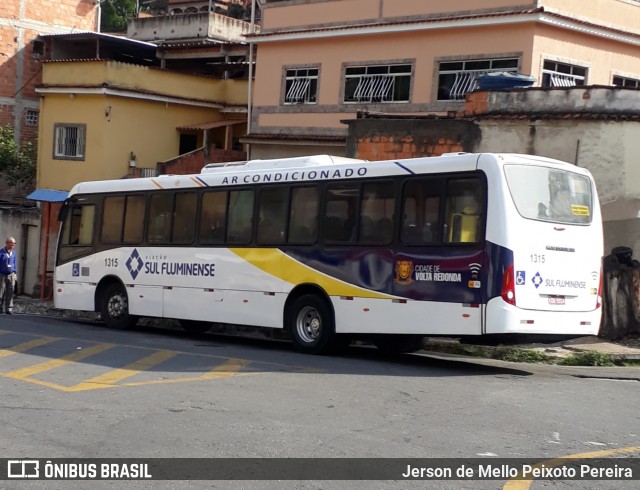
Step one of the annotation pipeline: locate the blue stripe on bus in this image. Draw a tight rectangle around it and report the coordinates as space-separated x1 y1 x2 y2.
394 161 415 175
195 176 209 187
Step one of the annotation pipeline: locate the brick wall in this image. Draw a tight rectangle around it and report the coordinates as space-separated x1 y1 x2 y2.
159 147 247 174
345 118 481 160
25 0 96 29
1 0 96 207
0 26 18 98
0 104 15 126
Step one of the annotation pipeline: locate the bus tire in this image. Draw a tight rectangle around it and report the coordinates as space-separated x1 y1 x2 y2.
287 294 335 355
179 320 211 334
372 334 424 355
100 283 137 330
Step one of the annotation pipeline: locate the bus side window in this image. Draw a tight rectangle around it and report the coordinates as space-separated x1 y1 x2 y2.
147 193 173 244
101 196 125 243
444 177 483 244
360 181 395 245
172 192 197 244
123 195 145 244
323 184 359 243
401 179 440 244
257 187 288 245
227 189 254 244
199 190 228 244
288 186 319 244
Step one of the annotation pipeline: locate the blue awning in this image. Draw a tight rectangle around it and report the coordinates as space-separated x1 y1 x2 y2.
27 189 69 202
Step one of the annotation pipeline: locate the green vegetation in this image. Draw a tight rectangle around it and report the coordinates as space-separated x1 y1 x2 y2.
100 0 168 32
227 4 245 19
490 347 550 363
0 125 36 188
559 351 616 366
559 351 619 367
423 339 639 366
101 0 136 32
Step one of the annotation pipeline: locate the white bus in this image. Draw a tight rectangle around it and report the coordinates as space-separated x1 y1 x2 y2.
54 153 603 354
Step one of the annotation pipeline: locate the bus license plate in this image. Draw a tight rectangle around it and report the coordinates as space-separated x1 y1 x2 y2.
548 296 565 305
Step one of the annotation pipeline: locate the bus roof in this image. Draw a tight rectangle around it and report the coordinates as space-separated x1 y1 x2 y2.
201 154 365 173
66 153 590 198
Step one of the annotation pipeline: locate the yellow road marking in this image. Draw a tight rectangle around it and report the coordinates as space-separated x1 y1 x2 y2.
503 445 640 489
3 343 114 379
200 358 250 379
0 329 326 392
122 358 250 386
0 337 58 358
68 350 178 392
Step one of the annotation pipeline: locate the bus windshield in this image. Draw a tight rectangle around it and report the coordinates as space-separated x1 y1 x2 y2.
504 164 592 225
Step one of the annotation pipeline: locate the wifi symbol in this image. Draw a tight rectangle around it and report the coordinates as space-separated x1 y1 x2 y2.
591 271 598 280
469 263 482 274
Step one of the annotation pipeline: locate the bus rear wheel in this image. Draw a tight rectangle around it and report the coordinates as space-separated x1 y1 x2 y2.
179 320 211 334
287 294 335 355
372 334 424 355
100 283 137 329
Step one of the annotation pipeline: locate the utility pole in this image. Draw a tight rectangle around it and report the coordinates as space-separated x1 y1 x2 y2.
247 0 256 159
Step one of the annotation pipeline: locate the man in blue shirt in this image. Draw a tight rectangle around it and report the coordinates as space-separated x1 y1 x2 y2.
0 237 17 314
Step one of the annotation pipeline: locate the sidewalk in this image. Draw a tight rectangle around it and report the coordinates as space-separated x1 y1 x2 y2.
9 296 640 362
423 335 640 362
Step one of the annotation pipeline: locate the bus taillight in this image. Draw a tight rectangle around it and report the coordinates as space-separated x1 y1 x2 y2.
501 263 516 306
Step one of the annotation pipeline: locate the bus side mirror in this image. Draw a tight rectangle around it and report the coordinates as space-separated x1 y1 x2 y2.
58 201 70 222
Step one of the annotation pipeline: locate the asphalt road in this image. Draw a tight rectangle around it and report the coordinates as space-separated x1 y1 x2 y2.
0 314 639 490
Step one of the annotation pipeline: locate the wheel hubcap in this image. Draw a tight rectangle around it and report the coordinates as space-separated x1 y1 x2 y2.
108 294 126 319
296 306 321 343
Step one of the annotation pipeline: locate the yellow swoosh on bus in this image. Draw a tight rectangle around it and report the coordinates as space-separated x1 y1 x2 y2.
229 248 395 300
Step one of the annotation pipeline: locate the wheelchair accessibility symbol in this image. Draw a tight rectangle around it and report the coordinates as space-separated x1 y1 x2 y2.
516 271 526 285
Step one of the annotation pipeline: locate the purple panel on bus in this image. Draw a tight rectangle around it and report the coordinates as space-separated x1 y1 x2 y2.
283 242 513 304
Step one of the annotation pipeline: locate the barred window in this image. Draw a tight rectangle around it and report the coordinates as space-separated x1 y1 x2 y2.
437 58 518 101
541 60 586 88
25 109 39 126
284 68 318 104
53 123 86 160
344 64 411 103
613 75 640 88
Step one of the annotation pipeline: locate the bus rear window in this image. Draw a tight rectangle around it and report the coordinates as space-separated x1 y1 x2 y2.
504 165 592 224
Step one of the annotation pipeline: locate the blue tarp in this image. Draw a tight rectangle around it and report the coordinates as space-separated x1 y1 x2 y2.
27 189 68 202
476 72 536 90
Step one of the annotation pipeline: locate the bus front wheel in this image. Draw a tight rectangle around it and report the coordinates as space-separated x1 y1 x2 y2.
100 283 137 329
287 294 335 355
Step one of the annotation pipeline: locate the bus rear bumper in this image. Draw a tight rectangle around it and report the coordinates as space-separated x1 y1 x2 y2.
485 297 601 336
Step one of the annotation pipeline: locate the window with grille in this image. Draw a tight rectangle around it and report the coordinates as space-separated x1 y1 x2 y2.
53 123 86 160
437 58 519 101
25 109 39 126
284 68 319 104
344 64 411 103
541 60 586 88
613 75 640 88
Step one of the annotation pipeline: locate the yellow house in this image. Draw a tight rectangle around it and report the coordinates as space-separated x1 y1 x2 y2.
246 0 640 158
33 33 248 298
36 59 247 190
